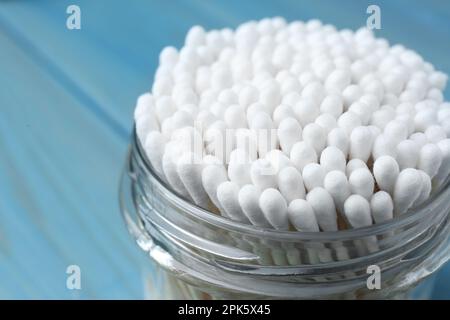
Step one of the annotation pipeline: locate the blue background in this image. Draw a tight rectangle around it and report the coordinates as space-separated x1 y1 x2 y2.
0 0 449 299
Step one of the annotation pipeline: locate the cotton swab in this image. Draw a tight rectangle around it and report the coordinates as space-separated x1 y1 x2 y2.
217 181 249 222
290 141 318 171
302 123 327 154
373 156 400 195
327 127 350 156
413 170 432 207
306 187 338 231
259 188 289 230
346 159 368 177
278 166 306 203
349 126 374 162
228 149 253 187
320 146 346 173
344 195 372 228
396 139 420 170
144 131 167 178
250 158 278 190
324 170 351 214
435 139 450 187
417 143 443 178
288 199 320 232
177 152 210 208
393 168 423 215
370 191 394 223
202 161 228 212
302 163 325 192
349 168 375 201
238 184 272 228
278 118 302 154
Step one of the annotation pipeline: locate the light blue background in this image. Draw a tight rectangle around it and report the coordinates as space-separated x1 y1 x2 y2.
0 0 449 299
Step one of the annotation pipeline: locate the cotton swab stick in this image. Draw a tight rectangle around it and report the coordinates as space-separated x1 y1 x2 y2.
177 152 210 208
393 168 423 215
320 146 346 173
349 126 374 162
346 159 368 177
302 163 325 192
288 199 319 232
373 156 400 195
327 127 350 157
144 131 167 178
344 195 372 228
259 188 289 230
250 159 278 190
324 170 351 214
434 139 450 187
370 191 394 223
396 139 420 170
217 181 249 222
413 170 432 207
202 161 228 212
306 187 338 231
290 141 318 171
238 184 272 228
278 118 302 155
278 166 306 203
228 149 253 187
349 168 375 201
417 143 443 179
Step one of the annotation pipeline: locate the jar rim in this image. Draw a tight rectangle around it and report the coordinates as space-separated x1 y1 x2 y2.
134 128 450 241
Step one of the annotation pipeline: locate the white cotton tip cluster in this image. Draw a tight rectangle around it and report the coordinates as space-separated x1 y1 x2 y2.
134 17 450 232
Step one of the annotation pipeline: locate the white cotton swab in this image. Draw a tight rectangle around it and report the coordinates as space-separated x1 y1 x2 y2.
265 149 292 174
177 152 210 208
349 126 374 162
320 146 346 173
413 170 432 207
288 199 320 232
434 139 450 187
327 127 350 157
324 170 351 214
202 161 228 212
238 184 272 228
346 159 368 177
162 142 192 199
373 156 400 195
396 139 420 170
417 143 443 179
290 141 318 171
302 163 325 192
393 168 423 215
228 149 253 187
217 181 249 222
278 118 302 155
344 195 373 228
370 191 394 223
278 166 306 203
302 123 327 154
259 188 289 230
144 131 167 178
349 168 375 201
306 187 338 231
344 194 378 253
250 158 278 190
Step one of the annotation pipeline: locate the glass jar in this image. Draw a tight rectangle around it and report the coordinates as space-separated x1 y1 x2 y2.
120 130 450 299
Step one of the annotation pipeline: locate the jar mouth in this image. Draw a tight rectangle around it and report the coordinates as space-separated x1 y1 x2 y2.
133 127 450 241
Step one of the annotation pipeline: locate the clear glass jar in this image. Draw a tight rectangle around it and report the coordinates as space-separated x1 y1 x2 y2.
120 130 450 299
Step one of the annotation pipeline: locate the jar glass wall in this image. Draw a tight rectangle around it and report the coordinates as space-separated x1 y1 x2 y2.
120 130 450 299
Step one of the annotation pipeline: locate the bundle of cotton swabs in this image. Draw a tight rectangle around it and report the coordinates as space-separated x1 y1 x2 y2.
134 17 450 233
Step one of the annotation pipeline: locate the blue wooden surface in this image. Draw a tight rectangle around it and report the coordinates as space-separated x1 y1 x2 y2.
0 0 449 299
